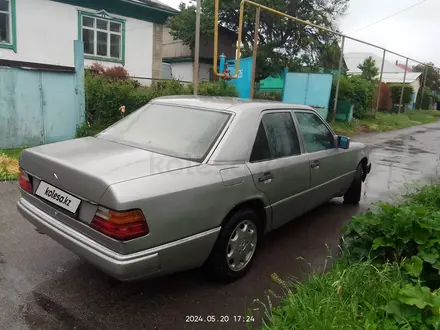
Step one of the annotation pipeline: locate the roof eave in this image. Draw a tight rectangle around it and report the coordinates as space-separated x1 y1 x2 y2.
121 0 179 15
51 0 178 24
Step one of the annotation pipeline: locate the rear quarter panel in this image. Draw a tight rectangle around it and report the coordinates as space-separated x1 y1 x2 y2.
99 164 269 253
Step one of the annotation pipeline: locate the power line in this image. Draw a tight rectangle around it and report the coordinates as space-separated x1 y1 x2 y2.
352 0 430 33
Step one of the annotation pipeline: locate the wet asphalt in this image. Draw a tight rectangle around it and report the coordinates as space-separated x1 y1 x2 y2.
1 122 440 330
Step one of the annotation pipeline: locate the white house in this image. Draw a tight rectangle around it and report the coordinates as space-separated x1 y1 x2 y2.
344 52 422 91
0 0 177 79
344 52 423 108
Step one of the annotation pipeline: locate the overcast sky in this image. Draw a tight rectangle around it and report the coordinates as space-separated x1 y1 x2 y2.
166 0 440 67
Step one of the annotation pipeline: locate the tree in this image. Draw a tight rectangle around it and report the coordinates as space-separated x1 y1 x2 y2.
357 56 378 81
168 2 214 50
168 0 349 81
413 62 440 93
318 39 346 72
415 87 434 109
389 84 413 106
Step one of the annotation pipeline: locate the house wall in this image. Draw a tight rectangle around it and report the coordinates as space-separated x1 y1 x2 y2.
151 23 164 80
199 32 236 60
162 26 236 60
0 0 154 78
171 62 193 82
168 62 212 83
410 77 421 109
162 27 192 59
199 63 212 82
410 77 421 96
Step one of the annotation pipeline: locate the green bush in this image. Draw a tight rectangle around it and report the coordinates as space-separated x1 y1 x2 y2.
342 185 440 286
187 80 239 97
85 71 139 127
254 91 282 101
75 122 107 138
81 72 239 137
389 84 414 106
331 75 375 119
416 87 434 109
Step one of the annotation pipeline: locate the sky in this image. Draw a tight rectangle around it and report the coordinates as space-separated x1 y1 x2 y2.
165 0 440 67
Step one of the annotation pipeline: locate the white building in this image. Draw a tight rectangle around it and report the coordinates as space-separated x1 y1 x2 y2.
344 52 423 108
344 52 405 76
0 0 177 78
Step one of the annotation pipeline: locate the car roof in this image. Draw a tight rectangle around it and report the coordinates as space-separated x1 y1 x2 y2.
151 95 315 113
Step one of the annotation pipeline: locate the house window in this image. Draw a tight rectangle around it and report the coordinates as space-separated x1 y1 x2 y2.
79 11 125 64
0 0 16 51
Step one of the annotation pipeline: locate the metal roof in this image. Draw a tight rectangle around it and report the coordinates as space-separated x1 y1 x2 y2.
381 72 422 83
344 52 422 83
344 52 406 74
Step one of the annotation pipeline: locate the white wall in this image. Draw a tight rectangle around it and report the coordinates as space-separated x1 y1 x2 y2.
169 62 213 83
199 63 212 82
171 62 193 82
0 0 153 78
411 77 421 107
411 77 421 96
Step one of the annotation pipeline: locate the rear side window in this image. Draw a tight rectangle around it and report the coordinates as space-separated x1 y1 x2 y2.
250 112 301 162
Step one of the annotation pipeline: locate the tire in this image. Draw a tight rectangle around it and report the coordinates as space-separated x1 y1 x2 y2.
205 208 261 282
344 164 363 204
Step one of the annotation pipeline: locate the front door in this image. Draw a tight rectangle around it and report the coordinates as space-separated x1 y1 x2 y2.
246 111 310 229
294 111 353 209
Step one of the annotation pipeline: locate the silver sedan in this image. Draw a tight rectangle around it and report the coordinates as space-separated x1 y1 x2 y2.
17 96 371 282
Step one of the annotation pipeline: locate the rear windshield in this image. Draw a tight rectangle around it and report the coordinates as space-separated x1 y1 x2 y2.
97 103 231 162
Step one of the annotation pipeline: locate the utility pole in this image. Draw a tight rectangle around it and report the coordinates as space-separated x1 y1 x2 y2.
249 7 260 100
193 0 201 96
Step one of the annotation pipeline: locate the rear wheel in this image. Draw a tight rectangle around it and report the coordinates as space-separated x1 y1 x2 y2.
205 208 261 282
344 164 363 204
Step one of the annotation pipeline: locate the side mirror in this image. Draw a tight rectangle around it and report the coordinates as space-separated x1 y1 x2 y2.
338 135 350 149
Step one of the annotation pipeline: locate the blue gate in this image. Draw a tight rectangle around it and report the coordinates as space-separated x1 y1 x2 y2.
282 72 333 119
221 57 253 99
0 41 85 149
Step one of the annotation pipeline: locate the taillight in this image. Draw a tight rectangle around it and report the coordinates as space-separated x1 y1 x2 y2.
19 169 33 193
91 206 149 241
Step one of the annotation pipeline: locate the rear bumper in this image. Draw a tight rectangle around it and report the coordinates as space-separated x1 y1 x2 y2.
17 198 220 281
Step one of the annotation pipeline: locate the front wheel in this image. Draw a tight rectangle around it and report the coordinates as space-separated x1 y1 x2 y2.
205 208 261 282
344 164 363 204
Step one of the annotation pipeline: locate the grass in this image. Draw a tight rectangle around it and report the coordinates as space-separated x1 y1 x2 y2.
262 261 403 330
0 147 25 181
2 148 25 160
262 185 440 329
331 110 440 136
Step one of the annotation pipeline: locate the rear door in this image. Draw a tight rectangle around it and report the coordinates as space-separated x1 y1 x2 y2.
246 110 310 230
294 111 353 209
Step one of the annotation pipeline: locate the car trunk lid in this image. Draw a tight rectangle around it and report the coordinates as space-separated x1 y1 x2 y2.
20 137 199 203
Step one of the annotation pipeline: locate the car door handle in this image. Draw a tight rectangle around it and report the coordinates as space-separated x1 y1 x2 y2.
310 160 320 169
258 172 274 182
